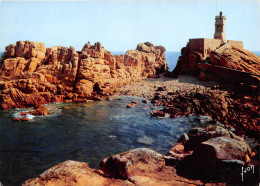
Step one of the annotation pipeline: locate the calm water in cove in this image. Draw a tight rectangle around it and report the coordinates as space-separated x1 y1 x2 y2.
0 96 212 185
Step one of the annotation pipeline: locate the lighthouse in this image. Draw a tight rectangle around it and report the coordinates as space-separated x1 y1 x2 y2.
214 12 226 43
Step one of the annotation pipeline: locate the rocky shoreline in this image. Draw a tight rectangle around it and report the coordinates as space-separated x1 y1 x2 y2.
117 76 259 140
0 40 259 185
22 125 259 185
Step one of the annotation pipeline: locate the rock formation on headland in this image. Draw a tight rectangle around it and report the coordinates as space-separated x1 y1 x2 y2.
168 40 260 139
0 41 167 109
172 44 260 87
172 12 260 86
22 125 259 185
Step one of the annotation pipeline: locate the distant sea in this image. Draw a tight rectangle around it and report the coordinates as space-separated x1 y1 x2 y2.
252 51 260 56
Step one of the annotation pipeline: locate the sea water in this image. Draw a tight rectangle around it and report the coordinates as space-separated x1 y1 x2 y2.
0 96 213 185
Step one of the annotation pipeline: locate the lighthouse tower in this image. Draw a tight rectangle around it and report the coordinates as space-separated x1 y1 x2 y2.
214 12 226 43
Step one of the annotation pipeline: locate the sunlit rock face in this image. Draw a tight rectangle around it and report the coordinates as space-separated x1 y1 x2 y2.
0 41 168 109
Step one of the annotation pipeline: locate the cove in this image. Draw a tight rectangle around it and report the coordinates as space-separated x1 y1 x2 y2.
0 96 218 185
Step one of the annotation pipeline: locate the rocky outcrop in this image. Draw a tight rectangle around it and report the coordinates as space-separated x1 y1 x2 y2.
150 86 260 139
124 42 168 78
209 47 260 75
172 44 260 85
166 125 259 184
152 88 229 121
23 126 259 185
100 148 165 179
23 148 203 186
171 46 203 77
22 160 131 186
0 41 167 109
99 147 203 185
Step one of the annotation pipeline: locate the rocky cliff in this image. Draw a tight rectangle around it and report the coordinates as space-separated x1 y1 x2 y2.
0 41 167 109
172 45 260 83
209 47 260 75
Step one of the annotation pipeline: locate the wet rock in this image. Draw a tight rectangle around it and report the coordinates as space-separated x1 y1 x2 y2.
177 133 189 144
30 105 48 116
20 112 30 116
105 96 111 101
92 96 102 101
126 103 136 108
151 110 166 117
142 99 148 104
150 87 260 139
12 117 30 122
156 86 166 91
153 95 160 100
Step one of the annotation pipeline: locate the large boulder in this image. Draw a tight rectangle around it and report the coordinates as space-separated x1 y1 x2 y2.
99 148 165 179
99 147 203 185
167 125 257 183
185 125 231 150
124 42 168 78
188 136 254 183
136 42 155 53
194 136 251 169
166 125 231 164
